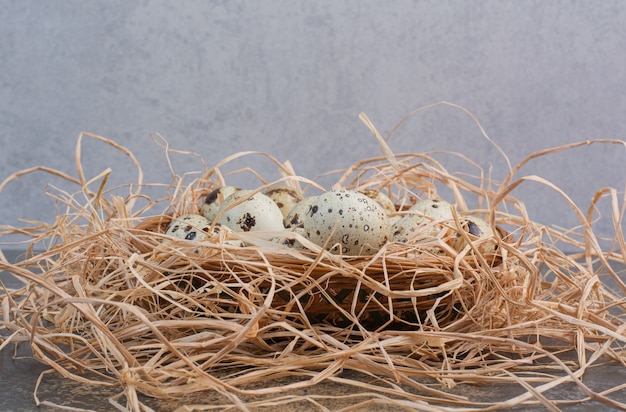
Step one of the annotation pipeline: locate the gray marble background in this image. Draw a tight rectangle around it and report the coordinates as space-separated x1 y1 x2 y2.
1 1 625 251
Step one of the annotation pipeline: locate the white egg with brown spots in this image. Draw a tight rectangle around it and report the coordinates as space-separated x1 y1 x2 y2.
164 214 244 249
165 214 212 241
358 189 396 214
303 189 390 255
217 190 285 232
264 186 304 222
272 226 308 250
207 223 245 247
285 196 318 228
453 215 497 254
163 214 213 253
391 199 454 242
201 186 241 222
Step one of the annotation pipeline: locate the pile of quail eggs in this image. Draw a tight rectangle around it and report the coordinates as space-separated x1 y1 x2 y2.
164 185 497 256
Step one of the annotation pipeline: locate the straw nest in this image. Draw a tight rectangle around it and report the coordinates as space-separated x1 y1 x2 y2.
1 105 626 411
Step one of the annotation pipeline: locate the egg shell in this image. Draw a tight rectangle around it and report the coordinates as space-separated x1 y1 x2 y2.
163 214 212 254
303 189 390 255
264 186 304 221
391 199 454 242
165 214 212 241
217 189 285 232
358 189 396 214
210 224 245 247
410 199 454 220
164 214 244 251
452 215 497 254
390 216 421 243
285 196 318 228
272 227 308 250
388 215 402 228
201 186 241 222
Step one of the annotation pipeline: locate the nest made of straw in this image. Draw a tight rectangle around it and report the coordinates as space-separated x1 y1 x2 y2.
1 106 626 411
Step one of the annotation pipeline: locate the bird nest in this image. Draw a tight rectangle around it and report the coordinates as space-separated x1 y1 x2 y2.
1 106 626 411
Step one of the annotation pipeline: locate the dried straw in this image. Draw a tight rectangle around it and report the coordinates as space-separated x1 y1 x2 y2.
1 107 626 411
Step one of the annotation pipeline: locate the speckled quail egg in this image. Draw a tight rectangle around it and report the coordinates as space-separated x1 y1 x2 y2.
303 189 391 255
264 186 304 222
165 214 243 249
210 223 244 247
272 226 308 250
284 196 318 228
358 189 396 214
217 189 285 232
391 199 454 243
207 223 245 247
163 214 211 254
165 214 212 241
388 214 402 227
452 215 497 254
201 186 241 222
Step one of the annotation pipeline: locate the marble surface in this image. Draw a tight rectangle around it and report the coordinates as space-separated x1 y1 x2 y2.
1 1 626 251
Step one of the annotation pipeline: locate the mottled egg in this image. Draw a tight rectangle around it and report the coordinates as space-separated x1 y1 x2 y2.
388 215 402 232
207 223 245 247
217 189 285 232
163 214 210 254
201 186 241 222
358 189 396 214
303 189 391 255
272 226 308 250
453 215 497 254
391 199 454 242
285 196 318 228
164 214 243 249
264 186 304 221
165 214 212 241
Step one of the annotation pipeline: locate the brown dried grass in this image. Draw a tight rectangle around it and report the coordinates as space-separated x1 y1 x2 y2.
1 104 626 411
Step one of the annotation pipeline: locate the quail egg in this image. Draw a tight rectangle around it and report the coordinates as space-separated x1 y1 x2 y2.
272 226 308 250
303 189 391 255
391 199 454 242
207 223 245 247
217 189 285 232
201 186 241 222
452 215 497 254
165 214 243 249
165 214 212 241
264 186 304 222
164 214 212 254
285 196 318 228
358 189 396 214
